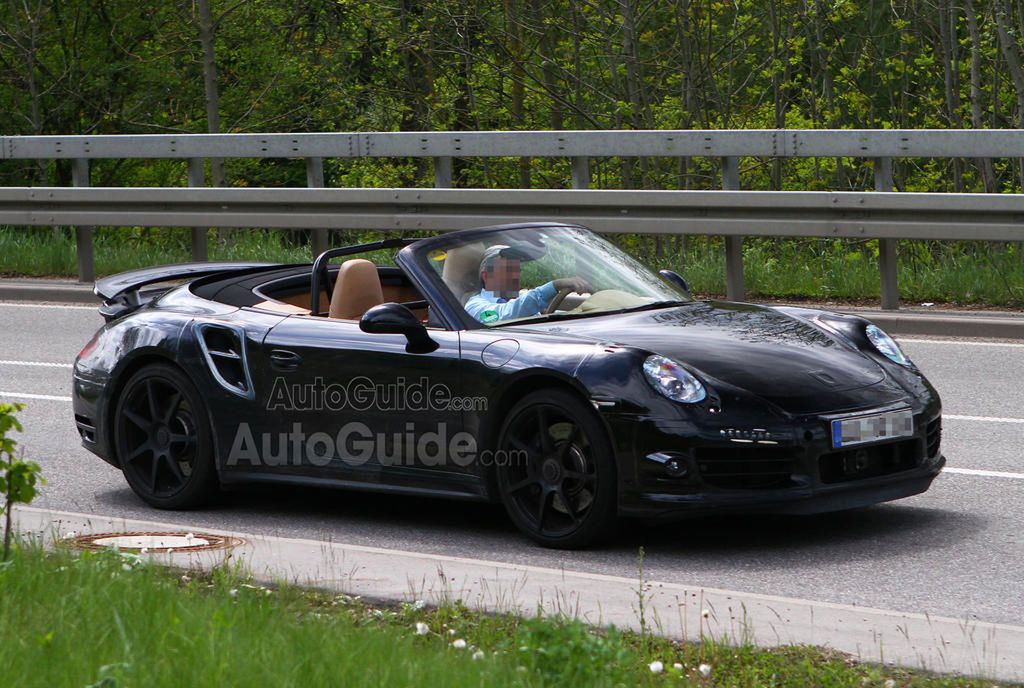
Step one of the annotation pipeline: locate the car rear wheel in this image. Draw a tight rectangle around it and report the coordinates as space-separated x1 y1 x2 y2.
495 389 617 548
114 363 218 509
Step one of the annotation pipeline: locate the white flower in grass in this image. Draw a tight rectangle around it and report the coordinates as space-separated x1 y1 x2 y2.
673 663 683 671
448 628 456 636
415 622 430 636
228 588 238 597
884 681 895 688
121 564 132 571
649 661 664 674
411 599 426 610
140 547 149 555
472 650 485 661
698 663 712 678
451 639 467 649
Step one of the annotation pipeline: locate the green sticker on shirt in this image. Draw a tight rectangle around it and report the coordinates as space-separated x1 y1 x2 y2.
481 310 499 323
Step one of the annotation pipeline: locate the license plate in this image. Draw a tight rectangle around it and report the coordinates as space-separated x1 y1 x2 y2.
831 409 914 448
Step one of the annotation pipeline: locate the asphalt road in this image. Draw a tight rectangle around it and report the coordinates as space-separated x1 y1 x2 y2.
1 301 1022 628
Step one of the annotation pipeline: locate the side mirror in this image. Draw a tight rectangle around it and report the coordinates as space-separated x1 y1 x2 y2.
659 269 692 298
360 302 439 354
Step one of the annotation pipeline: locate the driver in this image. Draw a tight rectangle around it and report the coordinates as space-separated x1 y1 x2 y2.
464 245 591 323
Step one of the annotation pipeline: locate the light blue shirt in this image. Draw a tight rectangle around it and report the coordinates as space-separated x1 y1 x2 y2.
464 282 558 323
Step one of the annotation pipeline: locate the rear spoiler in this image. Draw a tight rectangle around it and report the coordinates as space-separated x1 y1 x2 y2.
95 262 274 322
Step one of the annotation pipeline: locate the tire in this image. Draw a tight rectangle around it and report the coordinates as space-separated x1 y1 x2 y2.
113 362 219 509
495 389 618 548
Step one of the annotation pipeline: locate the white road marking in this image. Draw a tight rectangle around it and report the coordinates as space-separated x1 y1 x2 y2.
899 337 1024 349
945 413 1024 424
0 391 72 402
944 467 1024 480
0 359 73 369
0 302 96 311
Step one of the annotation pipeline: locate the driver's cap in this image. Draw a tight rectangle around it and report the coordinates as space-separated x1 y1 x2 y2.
479 244 512 272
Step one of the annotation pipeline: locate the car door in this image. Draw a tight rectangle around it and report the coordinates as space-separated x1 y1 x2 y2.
251 315 485 498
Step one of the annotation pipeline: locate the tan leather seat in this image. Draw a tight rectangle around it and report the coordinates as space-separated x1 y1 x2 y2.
328 259 385 319
441 243 485 305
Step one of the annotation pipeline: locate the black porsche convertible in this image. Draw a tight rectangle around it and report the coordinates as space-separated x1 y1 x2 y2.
72 223 944 548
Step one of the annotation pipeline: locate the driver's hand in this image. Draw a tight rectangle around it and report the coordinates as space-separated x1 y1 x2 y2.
553 276 592 293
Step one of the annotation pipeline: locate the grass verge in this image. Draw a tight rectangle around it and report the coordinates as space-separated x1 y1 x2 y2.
2 228 1024 308
0 543 1013 687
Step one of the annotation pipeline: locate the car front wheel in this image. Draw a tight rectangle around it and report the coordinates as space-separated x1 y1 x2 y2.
495 389 617 548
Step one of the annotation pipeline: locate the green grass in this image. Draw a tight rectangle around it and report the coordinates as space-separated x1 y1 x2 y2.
624 235 1024 307
0 228 314 278
2 228 1024 307
0 543 1014 687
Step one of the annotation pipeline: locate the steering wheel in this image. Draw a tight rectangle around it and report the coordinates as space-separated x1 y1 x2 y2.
543 287 576 315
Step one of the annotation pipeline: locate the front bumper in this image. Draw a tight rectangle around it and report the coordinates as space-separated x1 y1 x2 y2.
626 456 944 519
72 369 118 468
609 403 944 519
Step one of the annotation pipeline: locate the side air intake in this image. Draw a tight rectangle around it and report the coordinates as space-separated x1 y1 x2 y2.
196 323 254 399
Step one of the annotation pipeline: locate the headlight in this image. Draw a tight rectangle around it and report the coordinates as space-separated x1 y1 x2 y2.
865 324 911 366
642 355 707 403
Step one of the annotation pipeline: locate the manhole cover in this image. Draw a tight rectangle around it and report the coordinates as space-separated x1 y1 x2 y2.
67 531 244 553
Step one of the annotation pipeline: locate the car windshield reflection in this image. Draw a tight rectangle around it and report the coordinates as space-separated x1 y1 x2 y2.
411 225 691 326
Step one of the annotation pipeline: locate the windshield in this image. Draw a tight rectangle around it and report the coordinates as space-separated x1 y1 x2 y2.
411 225 691 326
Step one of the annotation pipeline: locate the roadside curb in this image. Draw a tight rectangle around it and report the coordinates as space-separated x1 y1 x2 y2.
13 505 1024 682
839 310 1024 340
0 279 97 304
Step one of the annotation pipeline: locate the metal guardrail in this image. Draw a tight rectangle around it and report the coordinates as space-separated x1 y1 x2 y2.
3 187 1021 240
8 129 1024 158
3 129 1024 309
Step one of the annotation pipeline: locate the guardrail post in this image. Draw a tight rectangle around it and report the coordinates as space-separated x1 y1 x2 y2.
571 157 590 189
187 158 208 262
71 158 94 283
874 157 899 310
434 157 453 188
306 157 327 258
721 156 745 301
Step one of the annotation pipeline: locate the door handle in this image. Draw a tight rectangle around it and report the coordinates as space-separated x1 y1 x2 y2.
269 349 302 370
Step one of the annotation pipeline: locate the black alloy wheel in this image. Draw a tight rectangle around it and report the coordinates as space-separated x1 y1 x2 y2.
496 389 617 548
114 363 218 509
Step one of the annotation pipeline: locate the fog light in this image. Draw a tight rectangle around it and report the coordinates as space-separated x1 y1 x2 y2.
644 451 692 480
664 459 689 478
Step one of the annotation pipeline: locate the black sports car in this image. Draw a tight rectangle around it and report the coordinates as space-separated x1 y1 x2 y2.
73 223 944 548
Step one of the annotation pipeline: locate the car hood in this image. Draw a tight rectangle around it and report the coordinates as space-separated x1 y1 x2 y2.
515 301 905 415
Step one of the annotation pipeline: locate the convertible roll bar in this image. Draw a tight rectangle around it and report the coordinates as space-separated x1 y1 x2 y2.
309 237 417 316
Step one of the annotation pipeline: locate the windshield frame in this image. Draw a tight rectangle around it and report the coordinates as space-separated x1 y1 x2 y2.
397 222 690 331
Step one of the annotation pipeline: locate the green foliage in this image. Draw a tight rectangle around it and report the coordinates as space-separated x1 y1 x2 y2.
508 617 634 685
3 1 1024 305
2 0 1024 193
0 403 44 560
0 402 40 506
